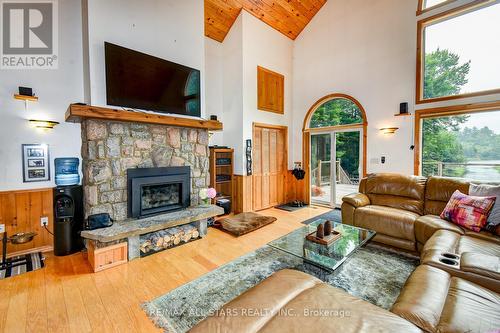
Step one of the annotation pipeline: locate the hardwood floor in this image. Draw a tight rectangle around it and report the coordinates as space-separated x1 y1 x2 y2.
0 206 330 333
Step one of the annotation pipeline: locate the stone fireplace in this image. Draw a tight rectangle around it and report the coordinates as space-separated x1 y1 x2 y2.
81 119 209 221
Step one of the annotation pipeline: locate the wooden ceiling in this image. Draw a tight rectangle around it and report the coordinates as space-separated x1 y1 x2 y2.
205 0 327 42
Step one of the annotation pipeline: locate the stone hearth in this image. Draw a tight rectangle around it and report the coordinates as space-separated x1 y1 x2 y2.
81 119 210 220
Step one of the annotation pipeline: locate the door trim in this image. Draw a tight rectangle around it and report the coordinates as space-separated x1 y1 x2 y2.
310 128 363 208
302 94 368 205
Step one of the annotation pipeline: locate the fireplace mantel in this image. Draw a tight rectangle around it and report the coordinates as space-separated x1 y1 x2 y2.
66 103 223 131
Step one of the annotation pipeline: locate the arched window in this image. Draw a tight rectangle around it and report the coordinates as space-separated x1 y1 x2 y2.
309 98 364 128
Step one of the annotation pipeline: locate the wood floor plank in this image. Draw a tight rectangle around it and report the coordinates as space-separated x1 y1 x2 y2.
26 268 48 333
0 207 329 332
4 273 29 333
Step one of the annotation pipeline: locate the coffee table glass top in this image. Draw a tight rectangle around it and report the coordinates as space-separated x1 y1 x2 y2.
268 219 376 272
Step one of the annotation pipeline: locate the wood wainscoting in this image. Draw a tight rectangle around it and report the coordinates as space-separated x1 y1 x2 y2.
233 172 307 214
0 188 54 257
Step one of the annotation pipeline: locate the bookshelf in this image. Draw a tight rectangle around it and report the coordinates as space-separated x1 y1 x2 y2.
209 147 234 214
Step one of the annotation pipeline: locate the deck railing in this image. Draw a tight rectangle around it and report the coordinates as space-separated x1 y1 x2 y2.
312 160 356 186
423 161 500 177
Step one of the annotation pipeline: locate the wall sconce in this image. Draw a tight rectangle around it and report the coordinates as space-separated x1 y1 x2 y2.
29 119 59 130
380 127 399 135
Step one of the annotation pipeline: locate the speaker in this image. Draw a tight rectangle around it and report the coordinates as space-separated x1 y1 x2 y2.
246 139 252 176
53 185 84 256
19 86 33 97
399 102 409 114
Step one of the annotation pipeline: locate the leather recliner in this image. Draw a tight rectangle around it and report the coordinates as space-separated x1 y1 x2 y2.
191 267 500 333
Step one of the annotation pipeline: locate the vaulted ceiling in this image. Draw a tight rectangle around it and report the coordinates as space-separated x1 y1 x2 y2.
205 0 327 42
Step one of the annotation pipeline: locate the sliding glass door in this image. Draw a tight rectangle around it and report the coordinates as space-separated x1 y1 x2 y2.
310 129 362 207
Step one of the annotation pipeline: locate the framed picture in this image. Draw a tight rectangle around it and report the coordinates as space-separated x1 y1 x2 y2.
22 144 50 182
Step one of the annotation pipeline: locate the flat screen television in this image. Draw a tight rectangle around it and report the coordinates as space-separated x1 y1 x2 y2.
105 42 201 117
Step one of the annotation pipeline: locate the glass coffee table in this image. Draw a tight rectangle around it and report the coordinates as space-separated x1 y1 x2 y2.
268 219 376 272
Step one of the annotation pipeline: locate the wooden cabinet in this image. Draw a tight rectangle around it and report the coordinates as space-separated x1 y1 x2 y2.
209 148 234 215
87 241 128 272
252 124 288 211
257 66 284 114
0 188 54 257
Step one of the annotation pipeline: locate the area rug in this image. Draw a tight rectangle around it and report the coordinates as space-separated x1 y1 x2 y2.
302 208 342 225
214 212 277 236
142 244 418 333
0 252 45 279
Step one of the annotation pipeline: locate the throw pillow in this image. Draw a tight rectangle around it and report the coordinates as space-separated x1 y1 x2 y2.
440 190 496 232
470 184 500 233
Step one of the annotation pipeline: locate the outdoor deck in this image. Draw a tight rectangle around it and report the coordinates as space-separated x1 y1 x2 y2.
311 183 358 206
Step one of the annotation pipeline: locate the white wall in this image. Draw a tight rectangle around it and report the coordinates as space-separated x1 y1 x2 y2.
220 14 244 173
241 12 294 170
205 11 294 174
205 37 224 146
0 0 84 191
292 0 500 176
84 0 206 116
292 0 417 175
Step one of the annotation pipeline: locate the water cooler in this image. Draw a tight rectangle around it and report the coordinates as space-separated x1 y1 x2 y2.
53 185 84 256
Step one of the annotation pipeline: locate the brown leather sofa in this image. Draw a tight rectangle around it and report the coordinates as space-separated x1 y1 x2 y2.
191 267 500 333
341 173 499 252
342 173 500 294
190 269 423 333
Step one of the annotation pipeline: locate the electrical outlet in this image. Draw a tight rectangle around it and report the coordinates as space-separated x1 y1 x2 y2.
41 216 49 226
0 224 5 233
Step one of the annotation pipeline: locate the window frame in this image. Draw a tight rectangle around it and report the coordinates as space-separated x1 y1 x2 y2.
417 0 458 15
413 100 500 175
302 94 368 198
416 0 500 104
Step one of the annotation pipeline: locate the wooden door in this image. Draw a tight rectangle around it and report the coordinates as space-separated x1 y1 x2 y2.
252 124 287 211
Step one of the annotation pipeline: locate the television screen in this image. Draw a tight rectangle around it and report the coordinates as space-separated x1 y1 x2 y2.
105 42 201 117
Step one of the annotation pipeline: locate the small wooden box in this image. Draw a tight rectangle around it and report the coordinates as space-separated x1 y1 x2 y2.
87 241 127 272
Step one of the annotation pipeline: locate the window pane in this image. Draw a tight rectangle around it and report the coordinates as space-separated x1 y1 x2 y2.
309 98 363 128
423 0 449 9
423 3 500 100
421 110 500 181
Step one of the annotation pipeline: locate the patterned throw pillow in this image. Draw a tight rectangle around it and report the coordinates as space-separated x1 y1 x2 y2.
440 190 496 232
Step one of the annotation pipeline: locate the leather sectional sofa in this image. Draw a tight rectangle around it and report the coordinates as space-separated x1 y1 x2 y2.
191 173 499 332
191 266 500 332
342 173 500 293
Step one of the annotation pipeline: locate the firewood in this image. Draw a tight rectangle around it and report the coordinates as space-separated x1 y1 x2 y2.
191 230 199 239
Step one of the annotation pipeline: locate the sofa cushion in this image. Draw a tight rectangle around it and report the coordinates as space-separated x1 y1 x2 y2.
463 229 500 244
190 269 422 333
415 215 464 245
391 265 500 333
424 176 470 216
438 278 500 333
391 265 450 332
422 229 500 258
363 173 426 215
354 205 419 241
